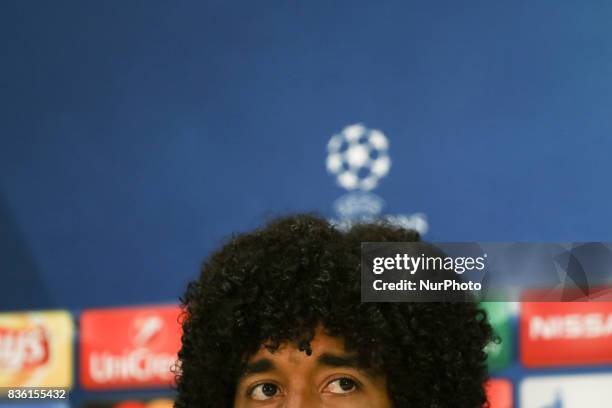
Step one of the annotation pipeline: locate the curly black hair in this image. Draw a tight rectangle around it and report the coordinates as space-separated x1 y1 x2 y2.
175 214 493 408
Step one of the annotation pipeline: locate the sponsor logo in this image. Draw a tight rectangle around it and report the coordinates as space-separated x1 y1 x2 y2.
0 326 49 371
0 310 73 390
529 312 612 340
521 373 612 408
80 305 181 390
521 302 612 367
325 124 428 234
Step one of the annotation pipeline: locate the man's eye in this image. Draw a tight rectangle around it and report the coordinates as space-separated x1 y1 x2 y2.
250 383 279 400
326 377 358 394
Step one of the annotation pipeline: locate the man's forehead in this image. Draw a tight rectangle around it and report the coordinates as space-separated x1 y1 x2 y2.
238 330 384 381
251 329 349 362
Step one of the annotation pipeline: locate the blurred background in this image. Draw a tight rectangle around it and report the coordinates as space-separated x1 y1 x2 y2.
2 1 612 407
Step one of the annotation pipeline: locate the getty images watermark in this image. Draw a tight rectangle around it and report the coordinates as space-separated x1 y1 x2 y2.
361 242 612 302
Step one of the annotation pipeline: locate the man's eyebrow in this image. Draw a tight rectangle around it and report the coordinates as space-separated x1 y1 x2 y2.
241 358 275 376
316 353 363 369
317 353 379 378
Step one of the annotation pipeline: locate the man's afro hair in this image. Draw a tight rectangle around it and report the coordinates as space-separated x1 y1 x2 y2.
175 214 494 408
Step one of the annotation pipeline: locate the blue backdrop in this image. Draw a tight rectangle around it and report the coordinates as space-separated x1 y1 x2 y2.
2 0 612 312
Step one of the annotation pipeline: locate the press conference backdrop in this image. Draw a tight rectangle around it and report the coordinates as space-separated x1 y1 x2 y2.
2 1 612 407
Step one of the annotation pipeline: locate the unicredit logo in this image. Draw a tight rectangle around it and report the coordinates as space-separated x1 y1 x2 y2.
0 326 49 371
530 313 612 340
80 305 181 390
89 348 176 383
89 314 174 383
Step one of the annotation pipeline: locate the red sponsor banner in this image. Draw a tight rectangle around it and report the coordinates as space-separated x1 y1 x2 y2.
485 379 512 408
80 305 182 390
520 302 612 367
485 378 512 408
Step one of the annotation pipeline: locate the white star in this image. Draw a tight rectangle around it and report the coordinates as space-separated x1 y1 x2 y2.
345 144 370 168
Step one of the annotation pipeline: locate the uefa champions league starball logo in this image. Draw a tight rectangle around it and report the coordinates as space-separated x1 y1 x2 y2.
325 124 428 234
326 124 391 191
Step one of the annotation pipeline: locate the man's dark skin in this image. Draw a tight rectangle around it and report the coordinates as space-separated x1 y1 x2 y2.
233 326 392 408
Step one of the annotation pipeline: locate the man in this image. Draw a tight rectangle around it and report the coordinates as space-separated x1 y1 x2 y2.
175 214 493 407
